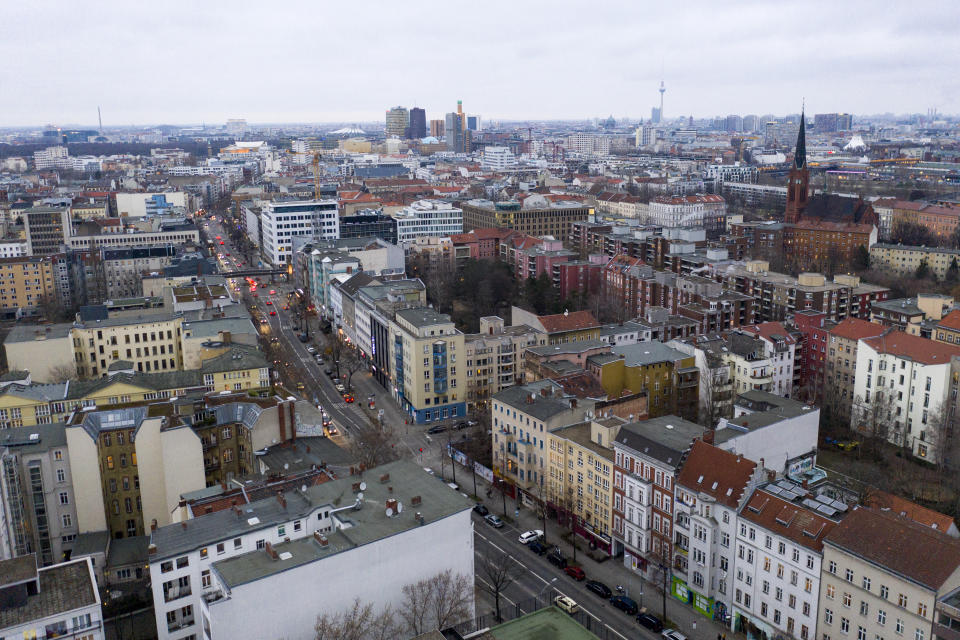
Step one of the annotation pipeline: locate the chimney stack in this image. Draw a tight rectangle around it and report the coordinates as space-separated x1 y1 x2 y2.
276 491 286 509
703 429 715 445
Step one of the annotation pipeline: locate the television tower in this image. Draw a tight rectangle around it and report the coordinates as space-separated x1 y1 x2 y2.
658 80 665 121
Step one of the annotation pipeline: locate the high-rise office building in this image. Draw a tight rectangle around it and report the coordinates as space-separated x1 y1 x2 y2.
724 114 743 132
429 119 445 138
445 112 469 153
815 112 852 133
743 114 760 133
408 107 427 139
385 106 409 138
466 115 480 131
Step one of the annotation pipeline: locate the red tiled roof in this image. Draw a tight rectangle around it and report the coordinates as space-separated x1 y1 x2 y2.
742 321 797 345
937 309 960 331
677 440 757 509
861 490 956 534
537 310 600 334
740 488 838 552
828 317 887 341
825 507 960 590
861 330 960 365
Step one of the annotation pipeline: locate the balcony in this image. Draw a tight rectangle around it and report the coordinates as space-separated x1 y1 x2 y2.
164 585 192 602
750 371 773 385
168 617 196 633
204 459 220 471
202 438 218 451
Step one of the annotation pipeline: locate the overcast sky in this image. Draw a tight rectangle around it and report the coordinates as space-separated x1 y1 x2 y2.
2 0 958 127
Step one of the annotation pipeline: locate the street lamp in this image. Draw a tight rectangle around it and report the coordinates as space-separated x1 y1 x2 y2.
537 577 558 603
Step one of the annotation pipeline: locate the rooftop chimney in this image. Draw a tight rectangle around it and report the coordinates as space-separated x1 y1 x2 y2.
313 531 329 546
411 496 422 506
379 473 390 484
703 429 715 445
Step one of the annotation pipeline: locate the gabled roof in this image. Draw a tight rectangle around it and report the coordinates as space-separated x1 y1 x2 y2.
742 321 797 345
862 330 960 366
938 309 960 332
740 488 837 552
677 440 757 508
828 317 887 342
861 490 956 535
536 310 599 334
825 507 960 590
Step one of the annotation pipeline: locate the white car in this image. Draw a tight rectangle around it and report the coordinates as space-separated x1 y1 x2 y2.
518 530 544 545
663 630 688 640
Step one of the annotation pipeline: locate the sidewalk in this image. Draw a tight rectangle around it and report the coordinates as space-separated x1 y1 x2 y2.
456 460 743 640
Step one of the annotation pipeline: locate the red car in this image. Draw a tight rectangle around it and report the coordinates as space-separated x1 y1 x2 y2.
564 566 586 581
269 310 277 316
270 290 276 295
219 241 225 245
265 301 272 305
343 394 354 403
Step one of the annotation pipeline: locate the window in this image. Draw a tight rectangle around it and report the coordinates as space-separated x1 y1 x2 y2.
862 577 872 592
861 602 869 616
56 468 65 483
805 578 813 593
825 609 834 625
234 538 242 549
176 556 189 569
917 604 927 618
846 569 855 582
915 630 924 640
200 547 208 559
106 455 114 469
898 594 908 609
216 543 225 555
829 561 838 574
278 524 286 537
201 570 211 588
843 593 852 608
841 618 850 634
859 627 867 640
62 513 72 528
880 585 889 600
59 491 69 505
896 619 904 634
256 539 265 550
878 610 886 626
827 585 836 600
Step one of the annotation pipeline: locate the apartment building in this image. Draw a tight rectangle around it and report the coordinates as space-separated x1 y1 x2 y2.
66 219 200 252
0 555 103 640
65 395 297 539
23 207 70 257
0 344 269 429
613 416 706 577
820 506 960 640
739 322 798 398
392 199 463 245
491 381 590 500
70 313 185 379
588 341 699 421
546 416 621 553
823 318 887 425
852 331 960 461
0 423 78 564
871 294 953 338
648 194 726 233
510 307 600 346
465 316 539 410
461 197 590 240
672 440 761 622
391 307 467 423
147 460 473 640
712 261 889 323
259 199 339 266
98 245 180 300
935 310 960 346
0 255 60 318
732 484 840 640
870 244 960 280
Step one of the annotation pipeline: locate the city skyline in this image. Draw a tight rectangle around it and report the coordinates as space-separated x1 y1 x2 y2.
3 0 959 127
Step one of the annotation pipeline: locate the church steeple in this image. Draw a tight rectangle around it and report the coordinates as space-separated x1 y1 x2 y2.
794 110 807 170
784 107 810 224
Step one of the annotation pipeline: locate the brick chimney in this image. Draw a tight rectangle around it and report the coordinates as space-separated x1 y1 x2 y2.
703 429 715 445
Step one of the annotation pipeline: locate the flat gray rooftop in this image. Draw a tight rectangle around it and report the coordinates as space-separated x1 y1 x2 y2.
0 558 98 630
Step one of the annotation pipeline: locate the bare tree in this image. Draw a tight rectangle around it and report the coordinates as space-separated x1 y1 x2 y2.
347 423 401 469
477 549 521 623
47 363 79 383
338 344 365 391
399 575 432 635
852 390 896 458
314 598 399 640
400 569 473 635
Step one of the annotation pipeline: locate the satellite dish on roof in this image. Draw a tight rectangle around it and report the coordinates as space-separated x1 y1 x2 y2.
359 482 367 491
385 507 394 517
397 502 403 514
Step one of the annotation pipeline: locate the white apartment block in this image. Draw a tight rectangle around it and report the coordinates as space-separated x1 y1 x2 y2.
731 485 839 640
482 146 517 171
741 323 797 398
648 195 725 228
260 200 339 266
33 146 70 170
393 200 463 245
0 240 29 258
851 331 960 462
148 460 473 640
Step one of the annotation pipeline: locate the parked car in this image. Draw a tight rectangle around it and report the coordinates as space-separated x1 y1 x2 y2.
324 368 333 376
547 550 567 569
527 541 547 555
585 580 612 599
484 514 504 528
427 425 447 434
662 630 688 640
454 421 469 430
637 613 664 632
269 310 276 316
335 383 345 393
554 595 579 615
518 530 543 545
473 503 489 516
343 394 354 403
307 347 317 354
564 566 586 581
610 595 638 615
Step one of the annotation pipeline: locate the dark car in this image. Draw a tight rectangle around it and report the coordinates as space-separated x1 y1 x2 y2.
585 580 612 599
564 566 586 581
527 541 547 555
610 595 638 615
454 421 469 430
473 503 489 516
547 550 567 569
637 613 664 632
427 425 447 434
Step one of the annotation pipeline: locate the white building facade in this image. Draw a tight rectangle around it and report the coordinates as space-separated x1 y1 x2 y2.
393 200 463 245
260 200 339 266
